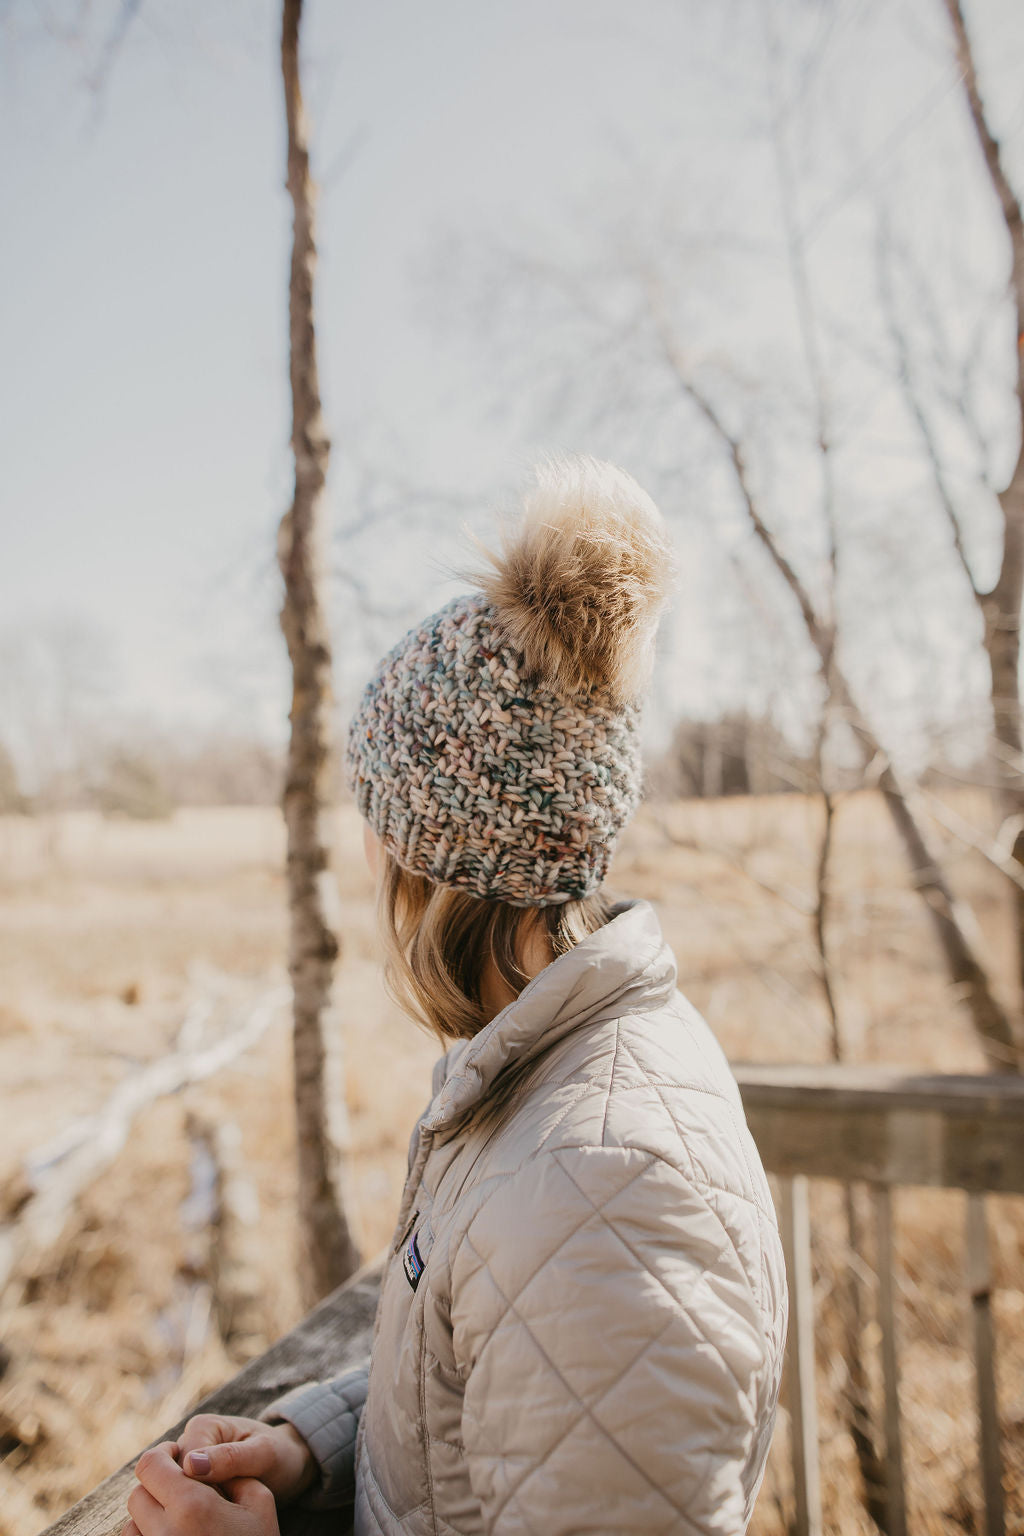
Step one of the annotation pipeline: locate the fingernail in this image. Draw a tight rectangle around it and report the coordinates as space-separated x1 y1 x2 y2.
187 1450 211 1475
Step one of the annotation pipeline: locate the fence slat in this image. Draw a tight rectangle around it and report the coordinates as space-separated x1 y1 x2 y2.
966 1193 1005 1536
779 1174 822 1536
874 1186 907 1536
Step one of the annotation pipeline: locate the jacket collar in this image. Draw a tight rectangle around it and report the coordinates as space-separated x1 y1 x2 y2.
421 897 677 1140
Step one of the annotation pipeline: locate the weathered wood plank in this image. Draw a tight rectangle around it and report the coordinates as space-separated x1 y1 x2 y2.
873 1186 907 1536
735 1063 1024 1107
38 1263 382 1536
966 1193 1006 1536
735 1065 1024 1193
778 1175 822 1536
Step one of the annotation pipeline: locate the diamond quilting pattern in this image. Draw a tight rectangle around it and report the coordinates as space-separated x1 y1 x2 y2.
452 1139 780 1533
283 901 791 1535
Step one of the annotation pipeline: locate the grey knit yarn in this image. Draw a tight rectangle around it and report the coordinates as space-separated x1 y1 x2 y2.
344 592 644 906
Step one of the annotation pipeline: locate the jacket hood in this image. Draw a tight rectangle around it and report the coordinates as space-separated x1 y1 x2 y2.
421 896 678 1140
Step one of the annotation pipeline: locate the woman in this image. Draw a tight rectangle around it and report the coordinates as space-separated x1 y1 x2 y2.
123 457 787 1536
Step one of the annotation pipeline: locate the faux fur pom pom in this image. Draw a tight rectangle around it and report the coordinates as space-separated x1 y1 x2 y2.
475 456 675 706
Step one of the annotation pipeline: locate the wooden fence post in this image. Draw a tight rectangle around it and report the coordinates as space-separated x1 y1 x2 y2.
966 1192 1005 1536
779 1174 822 1536
873 1186 907 1536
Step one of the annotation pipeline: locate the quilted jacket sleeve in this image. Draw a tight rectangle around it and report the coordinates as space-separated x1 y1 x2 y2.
259 1364 369 1514
450 1144 782 1536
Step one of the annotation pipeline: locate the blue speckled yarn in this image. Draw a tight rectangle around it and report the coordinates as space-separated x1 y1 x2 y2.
344 592 644 907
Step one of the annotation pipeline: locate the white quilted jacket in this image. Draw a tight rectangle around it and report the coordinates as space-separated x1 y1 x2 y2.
270 897 788 1534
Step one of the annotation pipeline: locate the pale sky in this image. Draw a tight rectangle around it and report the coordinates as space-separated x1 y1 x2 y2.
2 0 1023 781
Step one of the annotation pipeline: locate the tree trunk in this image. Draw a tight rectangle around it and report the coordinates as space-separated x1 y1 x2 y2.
812 708 891 1528
943 0 1024 1002
279 0 361 1304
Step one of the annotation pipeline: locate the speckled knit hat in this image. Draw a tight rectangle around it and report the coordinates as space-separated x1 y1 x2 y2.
344 457 675 906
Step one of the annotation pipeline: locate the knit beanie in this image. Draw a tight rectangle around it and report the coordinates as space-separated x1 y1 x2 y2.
344 456 675 907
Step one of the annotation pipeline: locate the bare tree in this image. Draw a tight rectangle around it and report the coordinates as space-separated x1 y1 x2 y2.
279 0 360 1303
650 320 1019 1071
876 0 1024 1003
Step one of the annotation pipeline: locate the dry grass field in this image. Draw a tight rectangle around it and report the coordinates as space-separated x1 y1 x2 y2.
0 793 1022 1534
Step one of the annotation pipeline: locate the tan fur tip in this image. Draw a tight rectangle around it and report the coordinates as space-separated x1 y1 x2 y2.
473 455 676 706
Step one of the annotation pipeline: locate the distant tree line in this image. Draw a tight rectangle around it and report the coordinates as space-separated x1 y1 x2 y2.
0 709 993 819
649 713 820 800
0 734 284 818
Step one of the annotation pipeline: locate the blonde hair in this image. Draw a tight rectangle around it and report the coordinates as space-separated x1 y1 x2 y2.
376 843 617 1045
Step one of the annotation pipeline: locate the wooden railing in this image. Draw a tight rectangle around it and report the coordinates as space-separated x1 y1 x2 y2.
741 1064 1024 1536
41 1067 1024 1536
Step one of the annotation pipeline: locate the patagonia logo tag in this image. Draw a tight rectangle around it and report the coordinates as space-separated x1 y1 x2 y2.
403 1230 425 1292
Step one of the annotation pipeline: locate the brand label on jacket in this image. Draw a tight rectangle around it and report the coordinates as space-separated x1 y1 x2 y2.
403 1231 425 1291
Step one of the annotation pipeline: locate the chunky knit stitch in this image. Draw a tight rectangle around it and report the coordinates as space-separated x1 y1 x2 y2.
344 591 644 906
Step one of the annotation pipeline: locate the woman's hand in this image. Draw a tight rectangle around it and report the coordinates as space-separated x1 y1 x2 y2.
176 1413 317 1503
121 1442 279 1536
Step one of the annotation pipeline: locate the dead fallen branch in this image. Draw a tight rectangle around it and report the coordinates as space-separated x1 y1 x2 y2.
0 976 290 1298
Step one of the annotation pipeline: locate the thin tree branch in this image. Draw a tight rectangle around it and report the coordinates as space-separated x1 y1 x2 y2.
653 815 816 917
764 7 837 589
88 0 142 95
875 219 980 597
649 297 829 655
915 785 1024 894
943 0 1024 384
